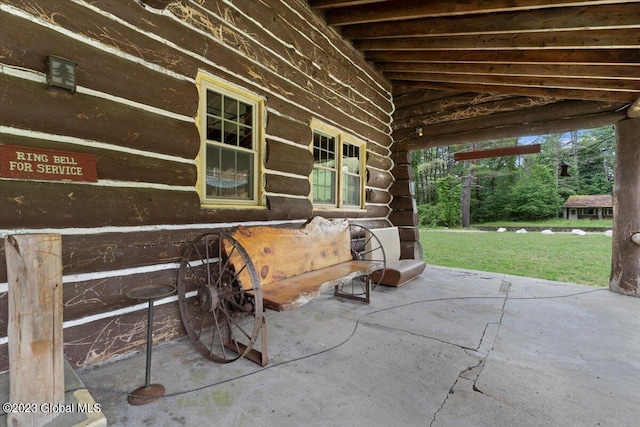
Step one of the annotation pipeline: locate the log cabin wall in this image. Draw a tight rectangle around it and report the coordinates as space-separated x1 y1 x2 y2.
0 0 394 371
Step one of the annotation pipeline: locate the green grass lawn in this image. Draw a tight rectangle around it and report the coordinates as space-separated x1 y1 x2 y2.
420 229 612 287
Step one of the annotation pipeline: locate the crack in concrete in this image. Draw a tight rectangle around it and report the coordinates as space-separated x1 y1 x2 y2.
430 279 511 426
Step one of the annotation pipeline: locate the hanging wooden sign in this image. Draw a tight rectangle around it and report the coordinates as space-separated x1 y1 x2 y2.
0 144 98 182
454 144 541 161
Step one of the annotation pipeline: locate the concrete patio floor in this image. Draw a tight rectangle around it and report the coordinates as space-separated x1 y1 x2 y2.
77 266 640 426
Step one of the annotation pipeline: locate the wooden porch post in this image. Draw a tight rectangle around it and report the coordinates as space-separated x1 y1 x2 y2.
5 234 64 426
609 118 640 296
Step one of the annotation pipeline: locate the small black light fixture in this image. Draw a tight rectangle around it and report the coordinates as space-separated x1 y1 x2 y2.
559 161 570 177
46 55 77 93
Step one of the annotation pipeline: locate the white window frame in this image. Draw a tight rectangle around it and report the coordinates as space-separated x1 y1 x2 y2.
310 120 366 210
196 73 264 208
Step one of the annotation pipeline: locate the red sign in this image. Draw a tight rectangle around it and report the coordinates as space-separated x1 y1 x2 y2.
0 145 97 182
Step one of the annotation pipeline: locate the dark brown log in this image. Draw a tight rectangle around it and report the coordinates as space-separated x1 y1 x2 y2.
610 118 640 296
454 144 541 161
367 168 394 190
366 204 391 218
0 12 198 118
392 164 413 180
310 204 390 219
265 174 310 196
0 268 180 338
3 0 391 143
367 152 393 171
0 181 201 228
391 150 412 165
0 228 225 282
390 180 414 197
266 115 313 147
400 240 424 261
105 0 390 135
0 74 200 159
398 226 420 242
394 92 508 120
0 134 197 186
367 189 392 204
367 141 393 158
140 0 173 8
266 196 313 219
2 0 198 78
63 269 179 323
265 139 314 176
390 196 416 210
394 95 560 132
214 0 391 108
389 210 419 227
63 302 183 369
394 100 626 141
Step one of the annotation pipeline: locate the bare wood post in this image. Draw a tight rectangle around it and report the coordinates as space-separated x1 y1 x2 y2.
5 234 64 426
610 118 640 296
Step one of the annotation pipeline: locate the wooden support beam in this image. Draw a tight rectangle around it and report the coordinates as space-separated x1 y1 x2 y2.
454 144 540 161
628 97 640 118
6 234 64 427
318 0 634 24
394 100 622 142
339 4 640 39
354 29 639 51
610 118 640 296
398 110 627 151
384 71 640 94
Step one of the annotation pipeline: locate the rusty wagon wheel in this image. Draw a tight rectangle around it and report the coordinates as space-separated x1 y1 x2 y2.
335 224 386 300
177 232 263 363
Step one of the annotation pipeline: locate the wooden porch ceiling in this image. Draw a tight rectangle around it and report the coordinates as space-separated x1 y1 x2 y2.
308 0 640 150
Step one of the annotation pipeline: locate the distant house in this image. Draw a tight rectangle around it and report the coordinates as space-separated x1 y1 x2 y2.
563 195 613 220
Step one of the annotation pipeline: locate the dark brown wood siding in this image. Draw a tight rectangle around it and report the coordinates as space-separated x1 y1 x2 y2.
0 0 393 370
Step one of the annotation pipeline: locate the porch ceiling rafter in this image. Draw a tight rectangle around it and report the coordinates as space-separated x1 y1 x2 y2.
309 0 640 150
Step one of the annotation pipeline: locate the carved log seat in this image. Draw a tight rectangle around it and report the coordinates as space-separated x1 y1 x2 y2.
367 227 426 287
228 217 385 312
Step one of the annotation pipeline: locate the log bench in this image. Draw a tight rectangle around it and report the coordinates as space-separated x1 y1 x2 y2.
177 217 385 366
228 217 384 311
368 227 426 287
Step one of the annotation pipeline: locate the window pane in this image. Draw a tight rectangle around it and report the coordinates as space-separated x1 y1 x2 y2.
205 145 253 200
238 125 252 149
223 120 238 146
313 133 335 167
224 97 238 120
206 116 222 142
239 102 252 125
207 91 222 117
313 168 336 204
342 174 361 206
342 144 360 174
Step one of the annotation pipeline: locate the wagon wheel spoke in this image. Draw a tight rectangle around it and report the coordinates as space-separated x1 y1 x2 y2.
336 224 386 299
177 232 263 363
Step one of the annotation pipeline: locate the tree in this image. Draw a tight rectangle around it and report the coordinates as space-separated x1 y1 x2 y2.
435 175 462 227
507 164 563 220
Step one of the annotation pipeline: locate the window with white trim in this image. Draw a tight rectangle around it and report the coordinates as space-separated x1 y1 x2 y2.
197 75 263 206
311 122 365 209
